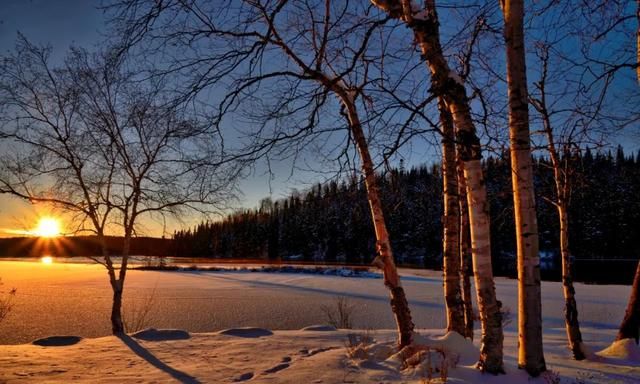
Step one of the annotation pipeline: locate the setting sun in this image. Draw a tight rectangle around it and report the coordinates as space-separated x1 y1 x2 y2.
33 217 61 237
41 255 54 264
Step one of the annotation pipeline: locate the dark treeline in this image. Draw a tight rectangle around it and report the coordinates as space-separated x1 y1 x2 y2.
0 236 173 258
174 148 640 283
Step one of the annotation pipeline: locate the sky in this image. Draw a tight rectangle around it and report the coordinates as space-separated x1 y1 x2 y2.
0 1 637 238
0 0 434 237
0 0 276 237
0 1 105 236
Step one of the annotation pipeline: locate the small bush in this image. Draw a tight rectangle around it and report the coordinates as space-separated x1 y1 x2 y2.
321 296 356 329
344 329 375 359
0 278 16 325
123 285 158 333
541 369 561 384
398 345 451 383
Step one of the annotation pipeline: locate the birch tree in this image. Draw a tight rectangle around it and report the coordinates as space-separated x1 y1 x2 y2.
439 97 465 336
457 156 474 340
107 0 422 348
528 43 587 359
371 0 504 373
499 0 545 376
0 39 237 334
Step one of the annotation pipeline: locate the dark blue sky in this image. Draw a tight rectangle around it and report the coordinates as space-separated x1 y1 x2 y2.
0 0 104 57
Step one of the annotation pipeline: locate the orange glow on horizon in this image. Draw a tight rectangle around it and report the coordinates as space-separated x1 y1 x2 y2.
41 255 54 264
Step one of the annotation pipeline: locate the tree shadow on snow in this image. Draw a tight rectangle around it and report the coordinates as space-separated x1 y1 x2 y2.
118 334 201 384
180 271 444 310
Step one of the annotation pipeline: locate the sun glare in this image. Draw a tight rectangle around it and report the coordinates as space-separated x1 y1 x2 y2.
33 217 61 237
41 255 54 264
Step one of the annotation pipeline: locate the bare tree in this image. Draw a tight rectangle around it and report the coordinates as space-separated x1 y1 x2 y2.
371 0 504 373
107 0 423 348
529 43 587 360
0 38 238 334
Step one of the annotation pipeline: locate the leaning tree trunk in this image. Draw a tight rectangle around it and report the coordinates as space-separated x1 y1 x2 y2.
457 156 475 340
502 0 546 376
370 1 504 373
439 97 465 335
618 261 640 343
341 95 414 349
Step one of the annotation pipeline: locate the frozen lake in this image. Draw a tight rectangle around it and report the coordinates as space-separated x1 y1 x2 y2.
0 260 632 345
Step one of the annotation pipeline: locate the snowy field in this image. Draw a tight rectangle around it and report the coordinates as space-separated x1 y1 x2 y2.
0 260 638 383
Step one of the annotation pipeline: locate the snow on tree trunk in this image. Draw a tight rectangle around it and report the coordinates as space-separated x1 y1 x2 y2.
502 0 546 376
457 156 474 340
618 261 640 343
439 97 465 336
344 100 414 349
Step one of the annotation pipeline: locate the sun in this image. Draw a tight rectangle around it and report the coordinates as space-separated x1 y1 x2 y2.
33 217 61 237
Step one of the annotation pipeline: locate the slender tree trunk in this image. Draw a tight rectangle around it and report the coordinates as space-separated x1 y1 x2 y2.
371 1 504 372
618 261 640 343
343 99 414 349
558 201 585 358
501 0 545 376
110 279 125 334
439 97 465 335
534 44 585 360
107 225 134 335
97 232 125 334
458 156 474 340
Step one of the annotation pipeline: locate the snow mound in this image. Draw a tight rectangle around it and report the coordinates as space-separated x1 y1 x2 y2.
131 328 191 341
32 336 83 347
300 324 337 331
597 339 640 362
218 327 274 338
424 331 479 365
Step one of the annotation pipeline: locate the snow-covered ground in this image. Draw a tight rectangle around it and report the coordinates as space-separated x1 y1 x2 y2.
0 260 638 383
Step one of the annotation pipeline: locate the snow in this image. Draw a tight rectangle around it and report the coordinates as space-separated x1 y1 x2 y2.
597 338 640 362
1 328 639 383
449 70 465 86
0 260 639 382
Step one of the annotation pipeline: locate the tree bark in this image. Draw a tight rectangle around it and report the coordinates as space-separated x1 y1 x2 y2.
558 202 585 358
501 0 546 376
344 99 414 349
458 156 474 340
371 0 504 373
618 261 640 343
110 280 125 334
439 96 465 336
